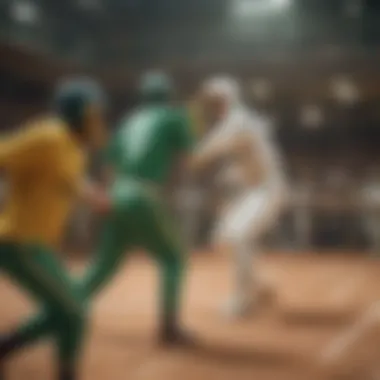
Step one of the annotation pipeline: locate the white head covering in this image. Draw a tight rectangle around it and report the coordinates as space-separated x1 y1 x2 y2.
202 76 241 107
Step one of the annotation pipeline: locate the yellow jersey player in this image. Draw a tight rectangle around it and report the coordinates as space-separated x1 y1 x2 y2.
0 78 109 380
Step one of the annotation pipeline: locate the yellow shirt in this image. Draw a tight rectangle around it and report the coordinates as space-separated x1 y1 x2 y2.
0 118 86 248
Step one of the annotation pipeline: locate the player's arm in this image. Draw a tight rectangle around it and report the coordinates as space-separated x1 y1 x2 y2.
248 117 277 176
190 129 228 171
172 109 196 167
190 124 250 172
78 178 111 214
163 108 196 193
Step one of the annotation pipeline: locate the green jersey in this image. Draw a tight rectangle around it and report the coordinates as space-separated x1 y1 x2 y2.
106 105 193 186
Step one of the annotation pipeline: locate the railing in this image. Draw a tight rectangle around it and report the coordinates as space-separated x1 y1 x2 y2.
284 191 380 252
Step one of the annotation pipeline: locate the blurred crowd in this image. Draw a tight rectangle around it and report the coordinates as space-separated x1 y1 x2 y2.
1 0 380 253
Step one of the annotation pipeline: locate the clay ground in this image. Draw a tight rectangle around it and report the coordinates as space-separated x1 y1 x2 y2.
1 252 380 380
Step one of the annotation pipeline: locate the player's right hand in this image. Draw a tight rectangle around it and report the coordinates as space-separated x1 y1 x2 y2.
89 187 112 214
94 192 111 214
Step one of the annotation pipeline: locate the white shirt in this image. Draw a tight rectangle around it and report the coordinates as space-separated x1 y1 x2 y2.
197 106 285 192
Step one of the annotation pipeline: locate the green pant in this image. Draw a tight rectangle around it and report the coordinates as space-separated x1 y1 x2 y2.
0 242 85 365
2 178 185 356
80 178 185 323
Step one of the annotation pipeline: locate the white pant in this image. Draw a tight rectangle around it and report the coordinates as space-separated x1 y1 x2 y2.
214 184 286 314
215 184 285 246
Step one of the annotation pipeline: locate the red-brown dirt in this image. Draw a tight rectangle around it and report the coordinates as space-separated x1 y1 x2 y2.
1 252 380 380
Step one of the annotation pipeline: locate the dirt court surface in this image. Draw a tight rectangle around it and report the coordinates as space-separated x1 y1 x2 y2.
1 252 380 380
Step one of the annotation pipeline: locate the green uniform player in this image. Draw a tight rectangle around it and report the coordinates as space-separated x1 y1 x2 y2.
79 72 195 343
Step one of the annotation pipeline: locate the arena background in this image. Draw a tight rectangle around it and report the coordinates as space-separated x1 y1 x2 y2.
1 1 380 379
2 0 380 253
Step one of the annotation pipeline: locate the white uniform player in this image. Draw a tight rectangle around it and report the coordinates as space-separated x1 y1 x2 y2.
192 77 287 318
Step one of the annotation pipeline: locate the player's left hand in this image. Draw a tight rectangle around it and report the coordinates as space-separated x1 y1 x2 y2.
87 187 111 214
81 180 111 214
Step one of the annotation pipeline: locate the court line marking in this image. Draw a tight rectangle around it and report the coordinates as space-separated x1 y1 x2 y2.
320 301 380 364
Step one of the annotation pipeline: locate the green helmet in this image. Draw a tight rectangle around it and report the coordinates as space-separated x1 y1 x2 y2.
139 71 174 103
53 77 105 130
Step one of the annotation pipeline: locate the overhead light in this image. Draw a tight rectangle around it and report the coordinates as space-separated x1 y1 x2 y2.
11 0 38 24
326 170 348 188
273 0 291 7
232 0 291 18
330 76 359 105
300 105 323 129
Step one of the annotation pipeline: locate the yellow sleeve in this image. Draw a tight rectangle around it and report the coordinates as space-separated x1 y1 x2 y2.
0 123 60 170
